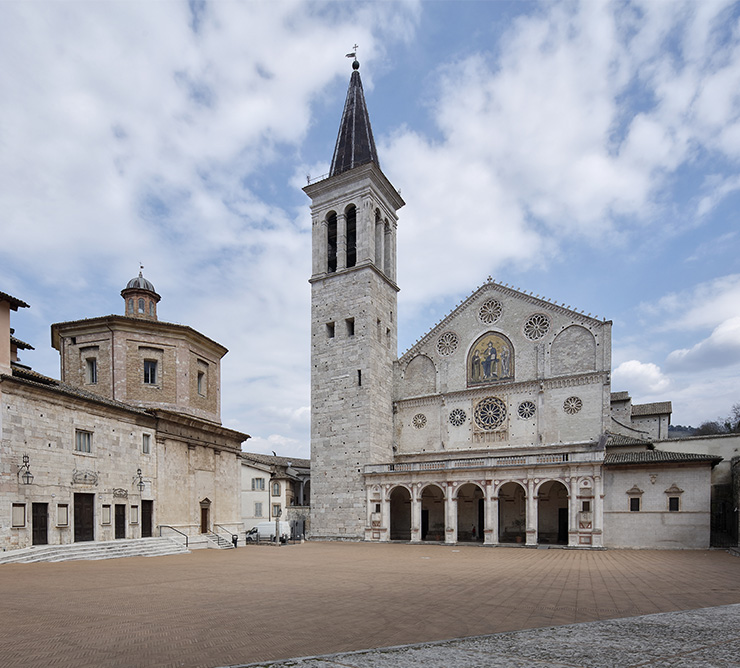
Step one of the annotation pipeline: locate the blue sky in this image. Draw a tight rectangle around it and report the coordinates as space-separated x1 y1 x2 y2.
2 0 739 458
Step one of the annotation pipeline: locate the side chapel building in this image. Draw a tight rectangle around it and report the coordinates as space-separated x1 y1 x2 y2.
305 60 726 549
1 275 246 552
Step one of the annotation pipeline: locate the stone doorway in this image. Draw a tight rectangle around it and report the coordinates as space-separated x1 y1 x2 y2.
389 486 411 540
32 503 48 546
74 493 94 542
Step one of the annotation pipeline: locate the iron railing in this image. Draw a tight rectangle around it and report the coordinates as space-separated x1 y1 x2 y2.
158 525 189 548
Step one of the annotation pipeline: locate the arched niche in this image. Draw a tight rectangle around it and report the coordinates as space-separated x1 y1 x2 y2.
467 331 514 386
550 325 596 375
403 354 436 396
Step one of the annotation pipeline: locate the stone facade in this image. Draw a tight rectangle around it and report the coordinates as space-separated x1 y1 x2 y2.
1 280 246 552
306 63 723 549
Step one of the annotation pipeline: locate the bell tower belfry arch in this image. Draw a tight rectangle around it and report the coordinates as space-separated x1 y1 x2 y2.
304 58 404 540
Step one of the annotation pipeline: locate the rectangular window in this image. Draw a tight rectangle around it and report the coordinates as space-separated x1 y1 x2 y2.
86 358 98 384
197 371 205 396
75 429 92 453
142 434 151 454
272 482 281 497
668 497 680 512
272 504 281 517
143 360 157 385
581 500 591 513
130 505 139 524
326 322 335 339
102 505 111 524
254 502 263 517
12 503 26 527
629 497 641 512
57 504 69 527
251 477 265 491
345 318 355 336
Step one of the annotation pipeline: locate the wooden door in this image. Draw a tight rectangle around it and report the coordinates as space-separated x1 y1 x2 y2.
115 504 126 539
141 500 153 538
32 503 48 546
74 493 94 542
200 506 210 533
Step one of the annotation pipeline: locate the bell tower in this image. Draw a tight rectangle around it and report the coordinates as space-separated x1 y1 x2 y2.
304 58 404 539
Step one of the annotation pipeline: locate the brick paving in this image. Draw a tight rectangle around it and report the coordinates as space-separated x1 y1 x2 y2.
0 543 738 668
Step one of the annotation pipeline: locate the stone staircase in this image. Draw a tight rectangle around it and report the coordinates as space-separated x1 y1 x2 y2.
206 531 235 549
0 537 190 564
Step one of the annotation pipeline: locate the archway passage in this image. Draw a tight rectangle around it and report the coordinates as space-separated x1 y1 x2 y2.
389 486 411 540
498 482 526 543
538 480 569 545
456 483 484 542
421 485 445 541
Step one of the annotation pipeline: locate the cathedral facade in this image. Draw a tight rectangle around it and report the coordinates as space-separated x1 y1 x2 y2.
306 61 724 549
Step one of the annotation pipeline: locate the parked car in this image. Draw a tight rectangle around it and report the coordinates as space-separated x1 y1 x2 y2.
245 521 290 543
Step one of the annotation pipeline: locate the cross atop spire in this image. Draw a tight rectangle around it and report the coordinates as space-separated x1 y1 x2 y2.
329 54 379 177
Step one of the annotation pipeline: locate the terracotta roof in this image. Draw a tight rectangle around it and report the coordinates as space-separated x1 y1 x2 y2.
10 335 34 351
610 391 631 402
241 452 310 470
0 290 29 310
604 450 722 466
330 61 379 177
632 401 672 417
605 432 652 447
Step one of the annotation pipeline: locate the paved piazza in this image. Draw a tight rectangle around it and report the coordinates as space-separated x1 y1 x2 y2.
0 543 738 668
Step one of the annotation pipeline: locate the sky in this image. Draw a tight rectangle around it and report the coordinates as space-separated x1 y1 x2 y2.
2 0 739 459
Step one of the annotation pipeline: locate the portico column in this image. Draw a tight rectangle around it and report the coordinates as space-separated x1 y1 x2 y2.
526 478 537 546
445 484 457 544
486 484 498 545
337 213 347 271
593 474 604 547
381 493 391 542
411 485 422 542
569 476 579 547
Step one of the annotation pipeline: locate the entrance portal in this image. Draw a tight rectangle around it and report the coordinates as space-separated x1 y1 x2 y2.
498 482 526 543
32 503 48 546
200 498 211 533
456 483 484 542
74 493 95 542
141 500 153 538
537 480 569 545
421 485 445 541
389 486 411 540
115 504 126 539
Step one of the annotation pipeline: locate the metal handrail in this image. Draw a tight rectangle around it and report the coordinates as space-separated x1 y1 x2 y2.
213 524 236 542
158 525 188 548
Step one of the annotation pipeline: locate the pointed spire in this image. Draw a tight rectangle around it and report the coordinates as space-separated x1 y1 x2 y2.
330 58 379 177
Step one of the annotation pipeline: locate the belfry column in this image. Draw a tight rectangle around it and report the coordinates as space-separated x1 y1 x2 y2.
526 478 538 546
375 219 385 272
411 485 422 542
312 217 327 275
337 212 347 271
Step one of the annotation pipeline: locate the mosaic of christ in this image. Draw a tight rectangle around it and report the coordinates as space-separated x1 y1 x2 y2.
467 332 514 385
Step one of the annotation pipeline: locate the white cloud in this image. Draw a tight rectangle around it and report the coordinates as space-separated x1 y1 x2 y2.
665 316 740 371
612 360 671 396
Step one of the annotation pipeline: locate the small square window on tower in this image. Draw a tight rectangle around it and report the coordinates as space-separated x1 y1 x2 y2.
86 358 98 384
345 317 355 336
326 322 335 338
143 360 158 385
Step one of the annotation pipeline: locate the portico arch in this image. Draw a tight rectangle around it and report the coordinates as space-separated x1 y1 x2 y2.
456 483 484 542
537 480 569 545
498 482 526 543
389 485 411 540
421 484 445 541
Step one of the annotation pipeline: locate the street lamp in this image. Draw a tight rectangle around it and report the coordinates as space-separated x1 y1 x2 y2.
18 454 34 485
135 468 145 492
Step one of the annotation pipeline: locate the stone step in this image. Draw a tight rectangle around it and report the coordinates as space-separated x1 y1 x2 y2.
0 537 189 564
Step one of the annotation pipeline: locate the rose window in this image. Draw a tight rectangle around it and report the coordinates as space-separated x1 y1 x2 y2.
436 331 459 356
412 413 427 429
449 408 467 427
523 313 551 340
478 299 503 324
474 397 507 430
563 396 583 415
517 401 536 419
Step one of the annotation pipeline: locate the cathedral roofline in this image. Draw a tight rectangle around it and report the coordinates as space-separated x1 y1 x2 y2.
399 278 610 362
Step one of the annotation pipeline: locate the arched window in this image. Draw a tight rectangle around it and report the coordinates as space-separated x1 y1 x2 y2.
128 298 134 314
138 298 145 314
149 301 155 317
327 212 337 273
346 205 356 268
